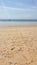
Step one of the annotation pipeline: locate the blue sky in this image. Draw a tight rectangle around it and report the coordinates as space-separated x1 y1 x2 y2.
0 0 37 19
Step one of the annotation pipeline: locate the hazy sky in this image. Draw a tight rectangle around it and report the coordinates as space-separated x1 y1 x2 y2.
0 0 37 19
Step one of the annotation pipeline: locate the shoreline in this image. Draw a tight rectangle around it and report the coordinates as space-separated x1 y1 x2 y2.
0 22 37 26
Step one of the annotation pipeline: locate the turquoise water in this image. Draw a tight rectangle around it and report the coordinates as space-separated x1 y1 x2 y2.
0 21 37 26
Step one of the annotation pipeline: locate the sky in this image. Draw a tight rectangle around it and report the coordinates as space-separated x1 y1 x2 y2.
0 0 37 19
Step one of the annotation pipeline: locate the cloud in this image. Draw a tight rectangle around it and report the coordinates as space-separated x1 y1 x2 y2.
0 0 37 19
0 6 34 12
0 5 37 19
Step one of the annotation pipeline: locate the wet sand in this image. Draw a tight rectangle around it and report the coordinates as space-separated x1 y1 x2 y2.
0 27 37 65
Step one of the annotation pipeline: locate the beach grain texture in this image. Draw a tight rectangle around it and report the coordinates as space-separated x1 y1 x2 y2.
0 27 37 65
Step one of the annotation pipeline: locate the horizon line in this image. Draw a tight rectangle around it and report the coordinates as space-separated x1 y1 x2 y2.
0 19 37 21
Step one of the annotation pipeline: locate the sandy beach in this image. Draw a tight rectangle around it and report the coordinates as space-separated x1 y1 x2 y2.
0 27 37 65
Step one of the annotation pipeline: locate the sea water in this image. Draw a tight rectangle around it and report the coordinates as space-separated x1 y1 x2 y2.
0 21 37 26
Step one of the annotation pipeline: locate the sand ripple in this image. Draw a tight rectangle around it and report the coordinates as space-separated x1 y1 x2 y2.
0 27 37 65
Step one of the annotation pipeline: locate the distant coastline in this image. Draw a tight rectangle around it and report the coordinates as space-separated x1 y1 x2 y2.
0 19 37 21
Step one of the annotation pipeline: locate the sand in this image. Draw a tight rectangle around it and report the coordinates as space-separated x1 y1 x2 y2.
0 27 37 65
